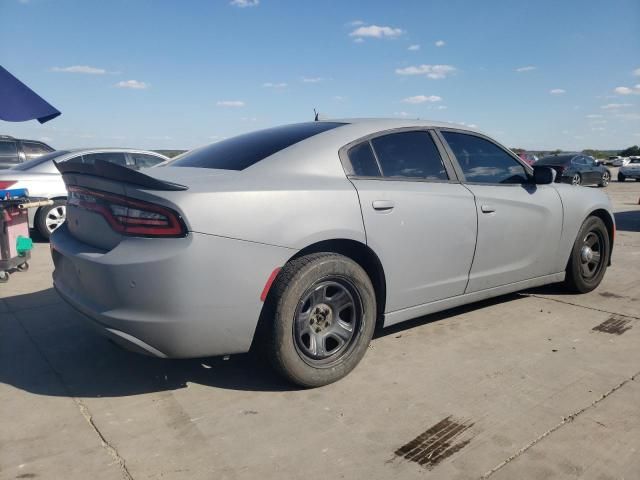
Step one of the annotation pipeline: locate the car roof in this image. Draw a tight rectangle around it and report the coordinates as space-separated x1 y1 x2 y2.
330 117 484 134
62 147 167 156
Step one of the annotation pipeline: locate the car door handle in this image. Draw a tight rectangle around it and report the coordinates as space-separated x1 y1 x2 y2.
372 200 395 212
481 204 496 213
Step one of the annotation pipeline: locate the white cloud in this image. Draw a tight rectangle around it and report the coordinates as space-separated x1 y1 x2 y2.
230 0 258 7
348 20 365 26
333 95 347 101
401 95 442 104
408 44 420 51
51 65 107 75
302 77 324 83
614 85 640 95
115 79 148 89
262 82 287 88
437 105 448 110
614 112 640 120
601 103 633 109
217 100 245 107
633 68 640 76
395 64 456 79
516 66 536 72
586 114 603 118
353 38 364 44
435 40 445 47
394 111 409 117
591 127 606 131
40 136 53 142
549 88 566 95
349 24 404 39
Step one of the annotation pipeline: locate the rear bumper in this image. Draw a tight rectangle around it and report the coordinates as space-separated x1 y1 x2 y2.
50 224 294 358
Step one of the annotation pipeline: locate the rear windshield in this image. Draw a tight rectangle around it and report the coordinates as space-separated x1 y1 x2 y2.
169 122 345 170
11 150 70 171
536 155 573 165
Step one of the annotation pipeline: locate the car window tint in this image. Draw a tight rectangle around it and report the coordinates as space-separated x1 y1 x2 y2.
131 153 163 168
170 122 345 170
370 131 448 180
12 150 70 171
347 142 381 177
442 131 527 184
82 152 127 166
22 141 51 156
0 140 18 156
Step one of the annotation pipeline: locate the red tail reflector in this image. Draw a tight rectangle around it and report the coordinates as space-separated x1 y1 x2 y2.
0 181 17 190
67 186 186 237
260 267 281 302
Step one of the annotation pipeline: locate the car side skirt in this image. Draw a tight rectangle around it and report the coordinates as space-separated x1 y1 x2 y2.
383 272 565 327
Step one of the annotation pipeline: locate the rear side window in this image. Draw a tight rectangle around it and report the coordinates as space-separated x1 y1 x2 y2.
0 140 18 157
130 153 163 168
170 122 345 170
370 131 448 180
347 142 381 177
442 131 528 184
22 141 52 157
82 152 127 166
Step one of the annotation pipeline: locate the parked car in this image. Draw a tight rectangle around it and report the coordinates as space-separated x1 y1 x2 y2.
0 148 168 238
517 152 538 165
618 156 640 181
536 153 611 186
0 135 54 169
607 155 630 167
50 119 614 387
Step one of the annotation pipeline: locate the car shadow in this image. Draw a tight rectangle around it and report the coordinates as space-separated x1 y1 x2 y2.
0 286 557 398
614 210 640 232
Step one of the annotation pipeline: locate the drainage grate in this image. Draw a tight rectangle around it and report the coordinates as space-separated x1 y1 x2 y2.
394 416 474 469
592 315 633 335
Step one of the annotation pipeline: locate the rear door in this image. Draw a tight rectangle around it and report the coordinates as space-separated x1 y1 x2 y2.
343 129 478 313
439 129 563 292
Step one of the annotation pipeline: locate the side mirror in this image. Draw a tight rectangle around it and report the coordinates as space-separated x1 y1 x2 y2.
594 159 602 166
532 166 556 185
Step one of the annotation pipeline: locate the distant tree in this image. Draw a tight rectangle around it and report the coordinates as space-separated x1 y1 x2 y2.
511 147 525 154
582 149 607 158
619 145 640 157
551 149 563 155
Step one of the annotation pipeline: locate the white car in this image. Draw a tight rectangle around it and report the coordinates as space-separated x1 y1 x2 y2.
618 156 640 181
0 148 168 238
608 155 630 167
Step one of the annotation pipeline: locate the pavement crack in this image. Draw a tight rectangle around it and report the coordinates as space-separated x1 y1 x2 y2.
526 294 640 320
14 313 134 480
480 369 640 479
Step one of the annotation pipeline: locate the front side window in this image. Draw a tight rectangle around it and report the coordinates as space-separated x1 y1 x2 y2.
370 131 448 180
82 152 127 166
0 140 18 157
442 131 528 184
130 153 164 168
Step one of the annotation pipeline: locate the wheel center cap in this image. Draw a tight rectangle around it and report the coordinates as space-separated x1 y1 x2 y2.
581 246 593 263
309 303 332 333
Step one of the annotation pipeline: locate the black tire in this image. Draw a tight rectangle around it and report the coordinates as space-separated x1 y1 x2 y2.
266 252 376 388
598 170 610 187
0 271 8 283
35 200 66 239
564 216 610 293
17 262 29 272
618 173 625 182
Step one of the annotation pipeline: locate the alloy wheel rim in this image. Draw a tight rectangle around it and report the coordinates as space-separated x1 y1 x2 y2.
602 172 610 185
579 231 604 279
572 174 581 185
45 206 66 233
293 278 363 366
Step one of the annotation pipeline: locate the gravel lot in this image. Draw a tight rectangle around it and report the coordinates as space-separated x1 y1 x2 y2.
1 175 638 480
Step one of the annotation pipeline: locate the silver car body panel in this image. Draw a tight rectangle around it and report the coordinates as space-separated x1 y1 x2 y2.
50 119 615 358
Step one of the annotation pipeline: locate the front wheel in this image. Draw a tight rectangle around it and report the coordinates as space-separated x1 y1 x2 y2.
571 173 582 186
266 253 376 388
564 216 610 293
598 171 610 187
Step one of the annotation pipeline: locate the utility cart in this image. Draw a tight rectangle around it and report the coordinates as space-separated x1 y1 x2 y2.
0 189 52 282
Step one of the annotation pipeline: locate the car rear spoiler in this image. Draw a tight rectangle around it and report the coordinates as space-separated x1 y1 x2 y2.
54 159 188 191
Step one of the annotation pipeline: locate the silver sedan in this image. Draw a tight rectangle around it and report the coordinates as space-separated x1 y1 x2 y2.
0 148 168 238
50 119 615 387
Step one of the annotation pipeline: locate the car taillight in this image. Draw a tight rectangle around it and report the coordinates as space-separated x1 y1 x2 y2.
0 181 17 190
67 186 187 237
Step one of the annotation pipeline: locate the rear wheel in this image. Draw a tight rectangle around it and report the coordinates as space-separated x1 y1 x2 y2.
571 173 582 186
618 173 626 182
35 200 66 239
564 216 609 293
266 253 376 388
0 271 8 283
598 171 610 187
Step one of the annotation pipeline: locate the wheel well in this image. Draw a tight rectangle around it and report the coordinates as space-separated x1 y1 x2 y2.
291 239 387 326
589 208 615 264
35 196 66 218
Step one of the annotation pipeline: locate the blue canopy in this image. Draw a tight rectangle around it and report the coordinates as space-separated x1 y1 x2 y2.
0 65 61 124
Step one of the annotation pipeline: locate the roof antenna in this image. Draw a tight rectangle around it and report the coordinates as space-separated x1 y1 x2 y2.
313 108 319 121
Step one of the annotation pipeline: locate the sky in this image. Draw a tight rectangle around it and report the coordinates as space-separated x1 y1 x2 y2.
1 0 639 151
